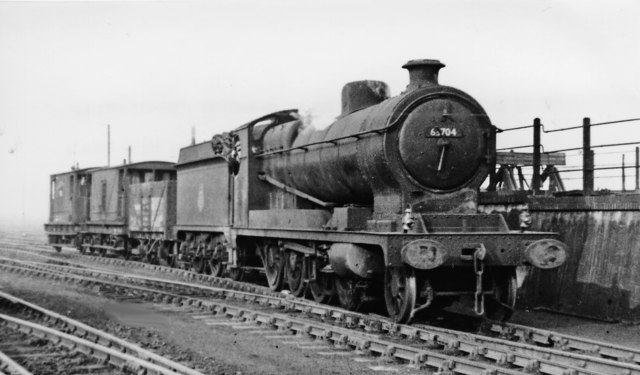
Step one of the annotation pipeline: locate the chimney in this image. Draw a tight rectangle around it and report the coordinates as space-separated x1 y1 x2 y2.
402 59 445 91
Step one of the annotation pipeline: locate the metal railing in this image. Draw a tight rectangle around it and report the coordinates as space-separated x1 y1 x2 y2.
495 117 640 193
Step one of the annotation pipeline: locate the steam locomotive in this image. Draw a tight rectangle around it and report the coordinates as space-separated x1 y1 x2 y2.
45 59 568 323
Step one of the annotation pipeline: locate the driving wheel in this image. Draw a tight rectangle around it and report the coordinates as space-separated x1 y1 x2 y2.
384 266 417 323
485 268 517 321
309 269 336 304
208 258 224 277
285 251 307 297
263 243 285 291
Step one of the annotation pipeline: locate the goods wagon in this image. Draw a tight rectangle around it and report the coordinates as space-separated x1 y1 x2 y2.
127 179 176 262
78 161 176 256
44 167 96 251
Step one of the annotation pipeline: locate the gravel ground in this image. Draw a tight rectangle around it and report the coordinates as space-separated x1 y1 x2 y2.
0 326 99 375
0 273 415 375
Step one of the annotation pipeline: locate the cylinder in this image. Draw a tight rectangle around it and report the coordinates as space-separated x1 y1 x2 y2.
327 243 384 278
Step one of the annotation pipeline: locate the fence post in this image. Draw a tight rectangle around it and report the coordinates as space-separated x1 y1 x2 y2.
622 154 626 192
636 147 640 190
532 118 541 194
583 117 594 194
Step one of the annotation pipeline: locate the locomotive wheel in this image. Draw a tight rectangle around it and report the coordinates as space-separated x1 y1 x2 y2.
157 243 171 266
263 244 285 291
74 235 82 251
285 251 307 297
309 271 335 304
166 255 177 268
335 277 362 311
228 267 244 281
191 257 206 274
146 247 158 264
208 259 224 277
485 268 517 321
384 266 417 323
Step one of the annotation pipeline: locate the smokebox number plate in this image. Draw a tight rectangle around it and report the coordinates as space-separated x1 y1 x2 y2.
425 127 463 138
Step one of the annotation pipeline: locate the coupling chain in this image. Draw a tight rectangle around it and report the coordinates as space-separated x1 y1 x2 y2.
473 250 485 316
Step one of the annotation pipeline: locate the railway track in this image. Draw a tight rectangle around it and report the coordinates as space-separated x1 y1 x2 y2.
0 290 206 375
1 253 639 375
3 238 640 368
0 291 206 375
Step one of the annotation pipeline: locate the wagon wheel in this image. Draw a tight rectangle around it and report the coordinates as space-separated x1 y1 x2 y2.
123 249 131 260
262 244 285 291
485 268 517 321
98 238 108 257
335 277 362 311
163 242 179 268
146 245 158 264
228 267 244 281
384 266 417 323
285 251 307 297
53 246 62 253
156 242 169 266
89 236 99 255
208 258 224 277
191 257 206 274
117 237 130 260
74 235 83 252
111 237 129 259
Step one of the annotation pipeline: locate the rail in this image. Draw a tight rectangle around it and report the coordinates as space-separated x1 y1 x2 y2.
0 349 31 375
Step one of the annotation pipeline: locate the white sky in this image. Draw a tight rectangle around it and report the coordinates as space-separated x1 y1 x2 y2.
1 0 639 226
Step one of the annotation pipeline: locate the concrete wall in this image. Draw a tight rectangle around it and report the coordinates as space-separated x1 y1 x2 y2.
479 193 640 322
